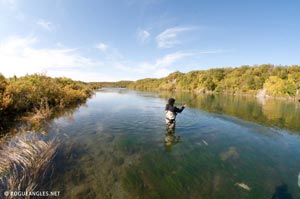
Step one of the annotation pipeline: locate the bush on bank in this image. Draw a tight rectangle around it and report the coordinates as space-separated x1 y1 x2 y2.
0 74 94 130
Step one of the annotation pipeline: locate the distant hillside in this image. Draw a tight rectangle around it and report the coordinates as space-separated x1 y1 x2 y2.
89 81 133 89
127 64 300 98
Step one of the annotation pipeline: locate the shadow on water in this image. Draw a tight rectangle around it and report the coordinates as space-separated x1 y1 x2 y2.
272 184 293 199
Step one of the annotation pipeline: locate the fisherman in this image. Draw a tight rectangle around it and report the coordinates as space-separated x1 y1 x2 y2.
165 98 186 130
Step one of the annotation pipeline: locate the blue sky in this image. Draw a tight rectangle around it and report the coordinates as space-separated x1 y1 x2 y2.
0 0 299 82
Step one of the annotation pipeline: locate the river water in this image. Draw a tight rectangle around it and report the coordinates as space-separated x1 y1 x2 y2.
43 89 300 198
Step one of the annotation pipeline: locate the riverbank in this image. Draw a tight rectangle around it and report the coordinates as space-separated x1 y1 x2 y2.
0 74 94 134
0 73 95 197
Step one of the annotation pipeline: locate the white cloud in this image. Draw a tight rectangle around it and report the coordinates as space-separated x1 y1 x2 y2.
0 36 223 82
153 68 172 77
0 36 102 81
137 29 151 43
156 26 195 48
115 51 193 78
48 69 116 82
155 51 193 67
37 19 55 31
95 42 123 60
0 0 18 10
96 42 108 52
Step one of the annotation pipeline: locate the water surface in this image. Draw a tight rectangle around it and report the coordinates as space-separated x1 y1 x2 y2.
49 88 300 199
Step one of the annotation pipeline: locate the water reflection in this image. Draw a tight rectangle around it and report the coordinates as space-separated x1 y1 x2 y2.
164 125 181 152
155 90 300 133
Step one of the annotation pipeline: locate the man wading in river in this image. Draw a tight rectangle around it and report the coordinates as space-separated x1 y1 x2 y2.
165 98 186 131
164 98 186 149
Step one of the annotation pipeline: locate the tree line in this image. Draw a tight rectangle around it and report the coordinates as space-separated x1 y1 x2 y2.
89 80 133 89
127 64 300 98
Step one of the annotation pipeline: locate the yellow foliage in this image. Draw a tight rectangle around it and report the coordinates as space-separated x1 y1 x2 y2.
264 76 286 97
129 64 300 97
0 74 94 130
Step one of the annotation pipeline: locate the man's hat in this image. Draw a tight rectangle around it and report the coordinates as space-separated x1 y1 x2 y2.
168 98 175 104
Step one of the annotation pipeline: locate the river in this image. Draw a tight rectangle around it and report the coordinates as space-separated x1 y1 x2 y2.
6 88 300 198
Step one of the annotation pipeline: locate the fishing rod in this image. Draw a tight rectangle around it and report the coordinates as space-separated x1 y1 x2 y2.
174 101 187 107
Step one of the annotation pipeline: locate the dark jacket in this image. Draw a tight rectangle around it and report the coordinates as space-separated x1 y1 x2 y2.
165 104 184 124
165 104 185 114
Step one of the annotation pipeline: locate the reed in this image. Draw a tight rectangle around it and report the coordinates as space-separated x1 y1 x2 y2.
30 97 52 122
0 133 59 199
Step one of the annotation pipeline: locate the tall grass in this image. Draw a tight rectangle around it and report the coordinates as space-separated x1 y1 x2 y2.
29 97 52 122
0 133 59 198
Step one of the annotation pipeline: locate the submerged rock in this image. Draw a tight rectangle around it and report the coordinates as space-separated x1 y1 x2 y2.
213 174 221 191
298 172 300 188
219 146 239 161
235 182 251 191
202 139 208 146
